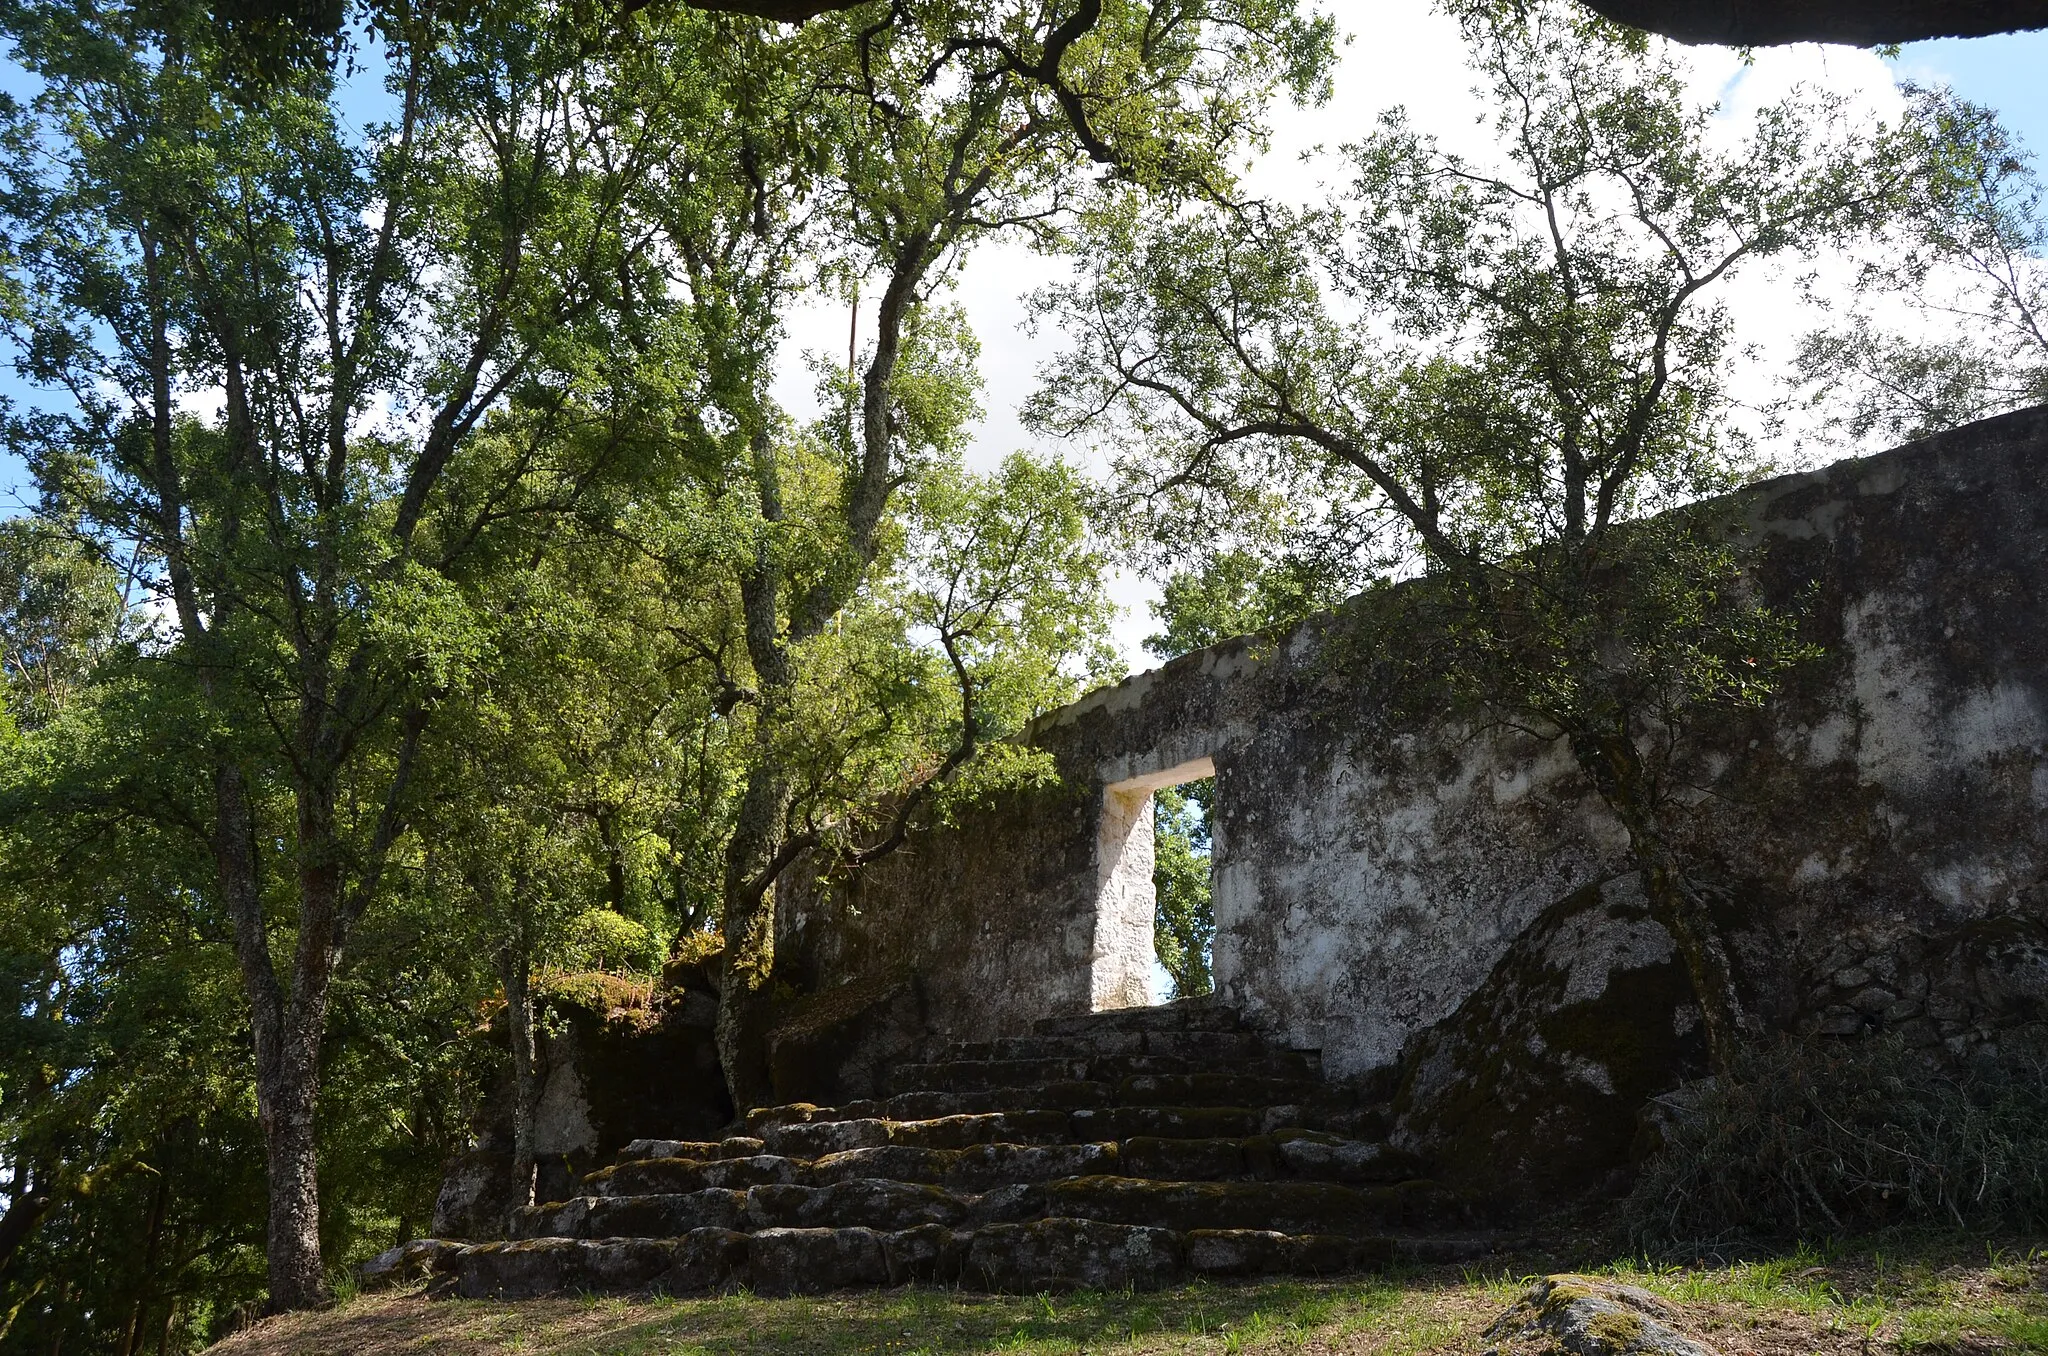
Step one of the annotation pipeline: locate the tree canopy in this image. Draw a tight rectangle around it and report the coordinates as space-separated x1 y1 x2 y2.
0 0 1330 1330
1032 0 1927 1071
0 0 2040 1338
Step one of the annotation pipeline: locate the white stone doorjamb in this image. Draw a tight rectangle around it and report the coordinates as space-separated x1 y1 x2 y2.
1092 755 1216 1011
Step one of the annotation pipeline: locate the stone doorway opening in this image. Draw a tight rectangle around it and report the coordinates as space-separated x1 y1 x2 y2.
1092 756 1216 1011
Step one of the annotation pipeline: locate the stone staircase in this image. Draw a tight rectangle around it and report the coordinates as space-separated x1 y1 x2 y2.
436 1001 1497 1299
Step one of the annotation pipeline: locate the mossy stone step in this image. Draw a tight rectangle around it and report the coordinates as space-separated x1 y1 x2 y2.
742 1104 1394 1154
591 1129 1421 1197
513 1189 749 1239
1044 1175 1469 1235
746 1179 982 1231
749 1106 1073 1138
448 1231 744 1300
892 1051 1320 1094
941 1029 1273 1063
519 1168 1464 1243
747 1093 1339 1144
790 1077 1327 1121
1116 1136 1247 1181
889 1057 1091 1091
441 1219 1409 1299
761 1110 1077 1157
866 1083 1114 1117
435 1000 1452 1300
1032 1002 1244 1038
1117 1071 1323 1106
613 1136 765 1165
747 1101 1318 1142
787 1142 1120 1189
816 1076 1327 1116
809 1144 958 1185
945 1142 1118 1189
963 1221 1397 1291
1066 1104 1263 1139
587 1154 799 1196
515 1179 990 1239
1079 1131 1422 1184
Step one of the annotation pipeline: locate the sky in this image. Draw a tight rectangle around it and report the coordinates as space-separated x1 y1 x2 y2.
1 8 2044 668
765 15 2048 669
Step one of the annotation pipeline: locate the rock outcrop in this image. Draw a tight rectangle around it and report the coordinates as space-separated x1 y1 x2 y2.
1578 0 2048 46
1484 1275 1718 1356
1389 877 1711 1205
434 969 731 1237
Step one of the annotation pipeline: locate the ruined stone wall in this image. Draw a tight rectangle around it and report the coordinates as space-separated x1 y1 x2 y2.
434 974 730 1238
774 781 1096 1048
777 407 2048 1112
773 642 1264 1060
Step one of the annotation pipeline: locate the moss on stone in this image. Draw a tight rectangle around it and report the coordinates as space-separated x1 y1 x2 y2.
1543 1279 1593 1305
1584 1307 1647 1349
1389 879 1710 1205
517 968 660 1031
771 968 916 1046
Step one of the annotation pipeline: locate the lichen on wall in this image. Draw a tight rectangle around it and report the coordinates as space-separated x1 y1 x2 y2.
1385 876 1709 1202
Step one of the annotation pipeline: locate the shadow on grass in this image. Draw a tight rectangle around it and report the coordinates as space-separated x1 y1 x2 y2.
217 1236 2048 1356
414 1272 1461 1356
564 1276 1400 1355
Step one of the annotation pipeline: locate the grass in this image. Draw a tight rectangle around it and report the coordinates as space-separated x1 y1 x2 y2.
207 1241 2048 1356
1591 1239 2048 1352
211 1275 1491 1356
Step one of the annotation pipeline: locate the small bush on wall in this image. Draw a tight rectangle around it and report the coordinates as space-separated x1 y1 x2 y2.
558 908 661 975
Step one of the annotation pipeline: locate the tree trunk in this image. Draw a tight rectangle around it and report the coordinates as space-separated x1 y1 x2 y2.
1575 730 1746 1077
701 234 932 1115
708 421 798 1120
0 1168 51 1279
497 943 539 1214
254 1026 327 1311
148 230 333 1312
209 763 330 1310
117 1170 171 1356
715 767 789 1118
1631 835 1745 1077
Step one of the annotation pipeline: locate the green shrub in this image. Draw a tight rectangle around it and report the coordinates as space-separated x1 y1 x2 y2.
556 908 658 974
1627 1034 2048 1246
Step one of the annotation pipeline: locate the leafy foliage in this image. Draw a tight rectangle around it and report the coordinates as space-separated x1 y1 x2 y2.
0 0 2012 1336
1034 0 1918 1073
1152 780 1214 1001
0 519 128 729
1145 550 1359 660
1792 86 2048 445
558 910 662 975
0 0 1326 1328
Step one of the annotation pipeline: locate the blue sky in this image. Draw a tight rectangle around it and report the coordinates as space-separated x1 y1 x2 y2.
1895 29 2048 154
